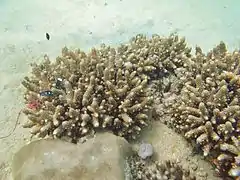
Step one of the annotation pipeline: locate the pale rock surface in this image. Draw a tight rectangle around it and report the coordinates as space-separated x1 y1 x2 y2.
12 132 132 180
137 120 220 180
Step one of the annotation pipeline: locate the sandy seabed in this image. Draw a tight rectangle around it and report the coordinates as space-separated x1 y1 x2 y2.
0 0 239 179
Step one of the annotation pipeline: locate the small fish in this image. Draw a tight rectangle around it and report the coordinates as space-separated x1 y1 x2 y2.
39 90 53 97
46 33 50 40
55 78 63 89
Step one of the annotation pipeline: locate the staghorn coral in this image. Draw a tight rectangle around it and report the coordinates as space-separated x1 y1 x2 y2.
127 155 196 180
21 45 153 142
168 42 240 178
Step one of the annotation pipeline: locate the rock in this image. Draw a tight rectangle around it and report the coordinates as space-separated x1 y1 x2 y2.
138 121 220 180
138 142 154 159
12 132 133 180
190 162 198 171
0 162 10 180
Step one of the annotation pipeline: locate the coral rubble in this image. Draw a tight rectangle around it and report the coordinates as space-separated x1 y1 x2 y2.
168 42 240 178
21 45 153 142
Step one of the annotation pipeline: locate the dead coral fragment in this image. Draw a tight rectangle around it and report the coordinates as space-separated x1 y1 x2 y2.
22 45 153 142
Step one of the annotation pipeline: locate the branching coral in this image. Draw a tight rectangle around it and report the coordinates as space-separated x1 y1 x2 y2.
216 136 240 178
115 33 193 102
21 33 240 178
21 45 153 142
168 42 240 178
21 33 193 143
127 155 196 180
117 34 192 79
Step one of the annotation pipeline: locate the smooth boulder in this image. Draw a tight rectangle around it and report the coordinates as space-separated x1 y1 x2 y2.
12 132 132 180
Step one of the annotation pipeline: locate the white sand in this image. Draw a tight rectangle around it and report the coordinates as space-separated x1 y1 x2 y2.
0 0 238 179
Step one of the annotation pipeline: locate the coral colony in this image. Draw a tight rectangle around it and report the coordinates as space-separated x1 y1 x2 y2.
21 34 240 179
127 155 197 180
169 42 240 178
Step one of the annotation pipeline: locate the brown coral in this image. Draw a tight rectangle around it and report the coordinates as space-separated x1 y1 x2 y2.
168 42 240 178
117 34 192 78
216 136 240 178
116 33 193 102
21 45 153 142
21 33 193 142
